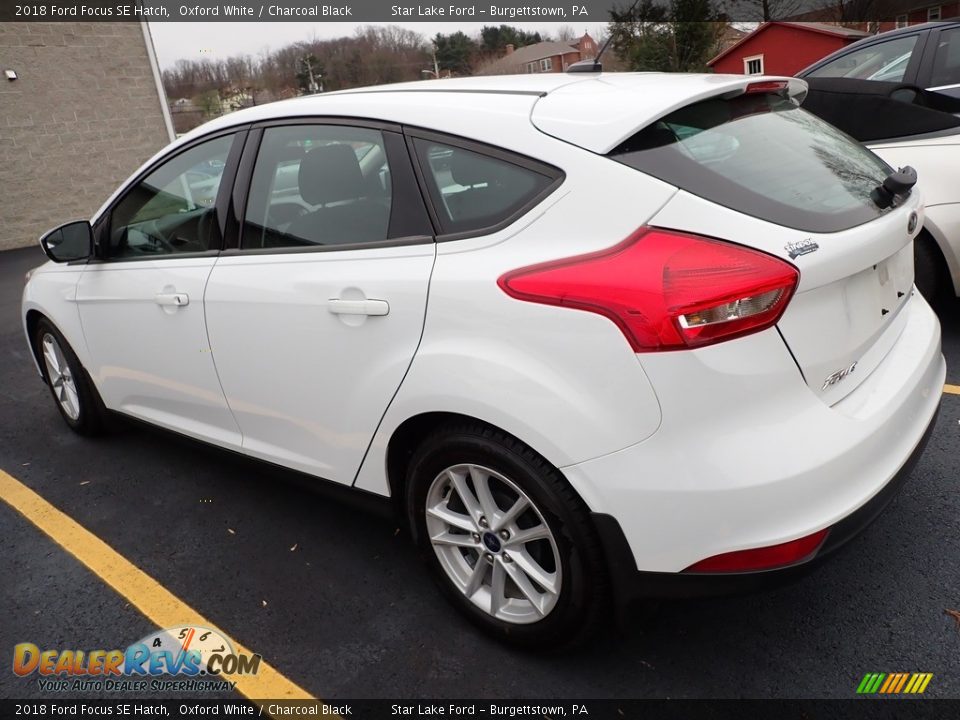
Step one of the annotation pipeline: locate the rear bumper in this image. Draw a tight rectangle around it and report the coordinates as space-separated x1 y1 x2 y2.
562 291 945 590
592 400 940 600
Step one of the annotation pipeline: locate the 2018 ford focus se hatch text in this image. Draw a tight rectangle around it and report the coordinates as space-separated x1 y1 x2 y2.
22 73 944 648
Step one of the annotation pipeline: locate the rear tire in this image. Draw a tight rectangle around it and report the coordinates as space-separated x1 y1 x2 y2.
34 318 105 436
914 233 951 304
405 423 609 649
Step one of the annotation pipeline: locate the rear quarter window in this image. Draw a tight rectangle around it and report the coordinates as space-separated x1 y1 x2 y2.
412 138 560 237
610 93 893 233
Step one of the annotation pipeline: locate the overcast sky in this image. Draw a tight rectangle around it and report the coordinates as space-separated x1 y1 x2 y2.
148 22 609 69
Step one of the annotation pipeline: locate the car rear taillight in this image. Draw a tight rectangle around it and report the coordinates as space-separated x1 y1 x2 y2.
497 228 799 352
682 529 829 573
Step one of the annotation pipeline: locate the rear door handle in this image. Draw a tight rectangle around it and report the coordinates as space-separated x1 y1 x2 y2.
327 298 390 316
155 292 189 307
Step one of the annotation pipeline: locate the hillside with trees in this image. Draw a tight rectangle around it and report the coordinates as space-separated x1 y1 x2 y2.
162 24 556 131
162 14 735 132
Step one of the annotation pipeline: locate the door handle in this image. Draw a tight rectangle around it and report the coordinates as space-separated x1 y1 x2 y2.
327 298 389 316
155 292 189 307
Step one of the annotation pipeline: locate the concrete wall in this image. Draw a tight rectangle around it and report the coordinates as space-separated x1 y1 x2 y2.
0 22 171 251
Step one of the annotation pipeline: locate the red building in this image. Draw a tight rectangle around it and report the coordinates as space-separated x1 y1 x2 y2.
787 3 958 31
708 22 870 76
880 2 960 30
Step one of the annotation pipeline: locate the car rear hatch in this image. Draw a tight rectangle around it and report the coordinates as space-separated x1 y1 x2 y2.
532 74 923 404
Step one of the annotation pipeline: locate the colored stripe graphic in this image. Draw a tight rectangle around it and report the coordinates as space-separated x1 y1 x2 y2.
879 674 896 694
894 673 909 693
857 672 932 694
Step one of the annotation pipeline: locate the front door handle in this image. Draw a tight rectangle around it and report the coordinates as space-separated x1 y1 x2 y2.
155 292 189 307
327 298 389 316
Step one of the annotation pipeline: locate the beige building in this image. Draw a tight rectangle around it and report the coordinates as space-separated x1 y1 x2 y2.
477 33 599 76
0 22 172 251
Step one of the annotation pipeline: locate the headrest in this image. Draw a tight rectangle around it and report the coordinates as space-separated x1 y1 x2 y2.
298 144 365 205
449 149 499 187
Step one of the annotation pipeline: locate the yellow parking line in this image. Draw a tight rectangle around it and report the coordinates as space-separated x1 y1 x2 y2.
0 468 314 704
944 384 960 395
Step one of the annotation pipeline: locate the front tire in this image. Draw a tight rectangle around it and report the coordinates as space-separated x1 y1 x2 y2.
406 423 609 649
34 319 105 436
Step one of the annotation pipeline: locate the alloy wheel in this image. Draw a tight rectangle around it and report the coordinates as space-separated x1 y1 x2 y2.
425 463 562 624
41 333 80 421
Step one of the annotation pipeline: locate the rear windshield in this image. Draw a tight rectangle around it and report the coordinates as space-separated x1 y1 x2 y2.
610 93 893 233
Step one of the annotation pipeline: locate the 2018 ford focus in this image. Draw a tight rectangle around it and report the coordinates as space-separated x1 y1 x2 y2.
22 73 944 647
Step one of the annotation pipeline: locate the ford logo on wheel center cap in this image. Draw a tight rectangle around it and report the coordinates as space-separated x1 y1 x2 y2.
482 532 502 553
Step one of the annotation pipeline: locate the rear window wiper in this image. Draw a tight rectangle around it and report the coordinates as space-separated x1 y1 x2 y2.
872 166 917 209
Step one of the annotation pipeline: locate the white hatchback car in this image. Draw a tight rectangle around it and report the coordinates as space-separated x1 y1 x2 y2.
23 73 944 647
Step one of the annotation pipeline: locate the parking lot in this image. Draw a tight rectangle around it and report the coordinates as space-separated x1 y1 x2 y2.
1 243 959 701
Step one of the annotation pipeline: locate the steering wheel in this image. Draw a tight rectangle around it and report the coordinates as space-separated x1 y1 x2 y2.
144 227 177 253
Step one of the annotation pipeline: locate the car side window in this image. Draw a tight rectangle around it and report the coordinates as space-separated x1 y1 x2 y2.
108 134 234 260
807 35 919 82
413 139 555 235
241 125 392 249
931 28 960 87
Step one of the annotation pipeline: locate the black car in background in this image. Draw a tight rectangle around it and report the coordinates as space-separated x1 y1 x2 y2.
799 20 960 100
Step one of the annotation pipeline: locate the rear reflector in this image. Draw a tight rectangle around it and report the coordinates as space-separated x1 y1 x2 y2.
497 228 799 352
682 529 830 573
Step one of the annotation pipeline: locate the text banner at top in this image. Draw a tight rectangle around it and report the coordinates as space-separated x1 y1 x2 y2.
6 0 607 22
0 0 901 22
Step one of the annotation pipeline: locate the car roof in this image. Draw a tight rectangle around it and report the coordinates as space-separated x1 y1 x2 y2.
848 19 959 48
177 72 803 155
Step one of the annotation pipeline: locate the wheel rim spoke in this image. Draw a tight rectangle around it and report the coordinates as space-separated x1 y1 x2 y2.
497 496 529 530
502 557 547 616
509 549 559 596
53 343 68 374
42 339 61 376
469 465 499 525
506 524 551 547
430 530 477 548
449 469 484 525
464 557 486 598
426 503 475 533
490 560 506 616
62 382 80 420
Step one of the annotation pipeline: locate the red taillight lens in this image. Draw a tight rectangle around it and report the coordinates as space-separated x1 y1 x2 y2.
497 228 799 352
682 529 829 573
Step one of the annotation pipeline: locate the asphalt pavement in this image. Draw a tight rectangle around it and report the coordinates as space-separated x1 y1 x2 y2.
1 245 959 701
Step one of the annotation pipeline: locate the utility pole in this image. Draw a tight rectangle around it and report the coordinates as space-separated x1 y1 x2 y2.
422 45 442 79
300 56 323 94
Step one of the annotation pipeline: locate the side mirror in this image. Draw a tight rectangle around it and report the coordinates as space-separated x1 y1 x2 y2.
39 221 93 263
